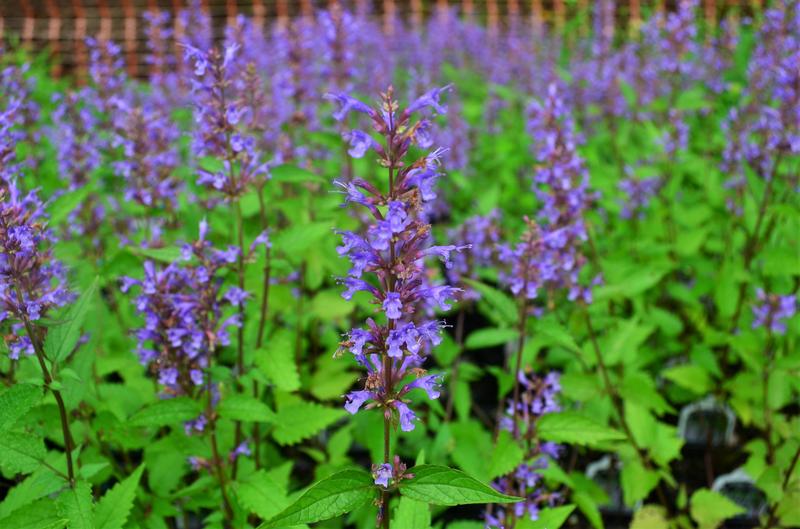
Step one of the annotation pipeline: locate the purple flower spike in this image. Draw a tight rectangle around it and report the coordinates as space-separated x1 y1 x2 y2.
331 88 465 471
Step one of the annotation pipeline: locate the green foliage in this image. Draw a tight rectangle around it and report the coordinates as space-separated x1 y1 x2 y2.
128 397 203 427
0 384 42 430
94 465 144 529
537 412 625 447
257 469 377 528
43 277 98 363
399 465 522 506
689 489 746 529
271 399 347 445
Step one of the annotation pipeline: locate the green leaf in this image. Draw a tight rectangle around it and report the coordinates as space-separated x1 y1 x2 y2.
630 505 669 529
0 384 42 430
234 470 289 520
94 465 144 529
534 319 581 354
464 328 519 350
257 469 376 528
620 459 659 506
488 430 525 480
537 412 625 446
594 268 668 301
273 222 333 260
0 432 47 474
310 290 353 320
218 394 276 423
43 277 98 363
462 279 518 327
0 469 65 519
56 480 94 529
662 364 712 395
271 164 326 184
393 497 431 529
128 397 202 427
572 491 604 529
49 186 92 226
0 498 67 529
255 330 301 392
689 489 745 529
399 465 521 506
517 505 575 529
272 400 346 445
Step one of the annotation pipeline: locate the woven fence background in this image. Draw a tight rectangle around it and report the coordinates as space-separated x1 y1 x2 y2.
0 1 762 77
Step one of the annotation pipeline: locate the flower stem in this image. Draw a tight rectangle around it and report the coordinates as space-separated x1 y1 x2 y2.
231 198 246 480
252 188 273 469
15 287 76 487
762 444 800 529
584 309 671 512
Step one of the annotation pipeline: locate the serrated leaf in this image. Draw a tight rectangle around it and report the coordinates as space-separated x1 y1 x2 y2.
256 330 300 392
488 430 524 480
0 498 67 529
43 277 98 363
257 469 376 528
234 470 289 520
0 469 65 519
272 401 346 445
537 412 625 446
94 465 144 529
128 397 202 427
399 465 521 506
464 328 519 350
0 384 42 430
56 480 94 529
0 431 47 474
217 394 276 423
690 488 745 529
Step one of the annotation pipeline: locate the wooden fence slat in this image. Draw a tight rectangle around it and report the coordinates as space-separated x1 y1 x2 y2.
0 0 760 78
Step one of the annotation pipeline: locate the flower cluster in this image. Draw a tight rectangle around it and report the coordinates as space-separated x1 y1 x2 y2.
331 86 465 447
183 43 269 200
0 183 72 359
121 220 265 395
618 173 662 220
110 91 182 210
1 61 39 182
721 5 799 190
487 371 563 528
501 84 594 304
752 289 796 335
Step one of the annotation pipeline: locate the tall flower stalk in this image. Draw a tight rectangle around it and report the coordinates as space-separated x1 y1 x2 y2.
329 85 465 528
0 182 75 484
183 41 270 478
